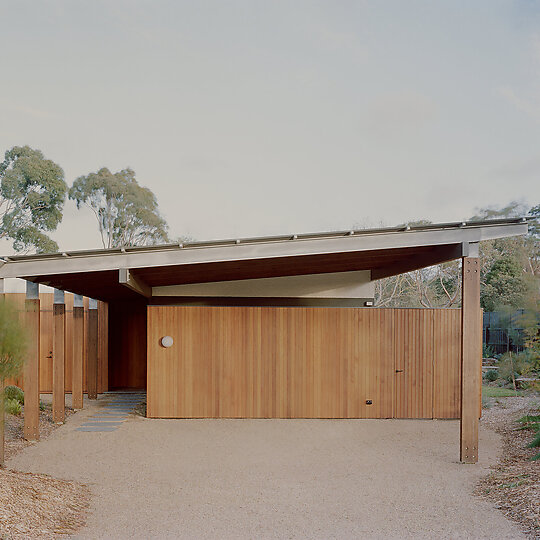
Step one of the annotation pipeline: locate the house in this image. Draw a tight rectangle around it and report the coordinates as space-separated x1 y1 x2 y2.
0 217 529 463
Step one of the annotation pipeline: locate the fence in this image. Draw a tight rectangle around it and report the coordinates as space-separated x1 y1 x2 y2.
5 293 108 393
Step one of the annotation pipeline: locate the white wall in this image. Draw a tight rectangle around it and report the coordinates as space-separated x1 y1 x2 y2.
152 270 374 299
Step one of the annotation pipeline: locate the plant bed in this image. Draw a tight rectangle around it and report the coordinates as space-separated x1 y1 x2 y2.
476 395 540 538
4 401 75 461
1 399 90 539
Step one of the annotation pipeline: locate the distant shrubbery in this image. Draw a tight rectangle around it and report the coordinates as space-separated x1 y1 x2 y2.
2 385 24 416
484 336 539 390
3 385 24 405
5 398 21 415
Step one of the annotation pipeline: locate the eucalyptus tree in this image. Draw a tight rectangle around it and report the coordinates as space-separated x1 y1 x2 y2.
69 167 169 248
0 146 67 253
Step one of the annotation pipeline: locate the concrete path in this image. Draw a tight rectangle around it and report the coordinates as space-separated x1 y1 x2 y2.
7 397 524 539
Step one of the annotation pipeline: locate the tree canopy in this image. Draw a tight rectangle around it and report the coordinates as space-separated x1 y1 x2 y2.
69 167 169 248
0 146 67 253
374 202 540 311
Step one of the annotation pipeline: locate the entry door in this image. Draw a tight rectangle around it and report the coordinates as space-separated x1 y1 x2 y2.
394 309 434 418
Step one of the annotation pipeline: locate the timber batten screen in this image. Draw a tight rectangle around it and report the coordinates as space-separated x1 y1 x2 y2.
147 306 468 419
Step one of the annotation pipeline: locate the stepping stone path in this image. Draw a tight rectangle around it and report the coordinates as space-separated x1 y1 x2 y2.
76 392 146 432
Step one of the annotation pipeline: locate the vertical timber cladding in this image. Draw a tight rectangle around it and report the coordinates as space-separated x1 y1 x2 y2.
394 308 463 419
148 306 464 419
147 306 396 419
394 309 434 419
4 293 108 393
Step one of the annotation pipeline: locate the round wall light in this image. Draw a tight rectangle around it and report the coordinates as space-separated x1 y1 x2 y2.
161 336 174 348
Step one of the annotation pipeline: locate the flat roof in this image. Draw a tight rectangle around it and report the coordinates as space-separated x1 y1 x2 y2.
0 218 529 301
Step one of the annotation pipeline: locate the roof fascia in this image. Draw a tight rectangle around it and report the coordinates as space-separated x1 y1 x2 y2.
0 222 528 280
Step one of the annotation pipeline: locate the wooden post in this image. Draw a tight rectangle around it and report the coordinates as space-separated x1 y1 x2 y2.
72 294 84 409
461 255 481 463
87 298 98 400
24 281 40 441
52 289 65 423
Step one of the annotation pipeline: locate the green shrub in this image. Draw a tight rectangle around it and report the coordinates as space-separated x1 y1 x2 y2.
3 385 24 404
518 414 540 461
5 398 22 416
484 370 498 383
496 351 536 383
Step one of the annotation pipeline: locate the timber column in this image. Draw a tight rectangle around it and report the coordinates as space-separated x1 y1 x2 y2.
72 294 84 409
24 281 40 440
87 298 98 400
460 246 481 463
52 289 66 423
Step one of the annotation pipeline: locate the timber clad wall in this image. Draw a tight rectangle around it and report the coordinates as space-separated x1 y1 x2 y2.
6 293 108 393
147 306 468 419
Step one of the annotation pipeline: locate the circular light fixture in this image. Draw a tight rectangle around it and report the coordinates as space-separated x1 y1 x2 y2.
161 336 174 348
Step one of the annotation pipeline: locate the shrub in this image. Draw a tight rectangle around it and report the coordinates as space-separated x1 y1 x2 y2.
496 350 538 384
0 299 28 381
5 398 22 416
518 414 540 461
484 370 498 383
3 385 24 404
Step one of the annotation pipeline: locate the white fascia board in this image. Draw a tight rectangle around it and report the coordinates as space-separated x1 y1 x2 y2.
0 223 528 279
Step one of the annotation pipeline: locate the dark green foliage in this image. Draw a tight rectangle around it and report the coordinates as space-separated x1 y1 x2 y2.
481 256 530 312
0 145 67 253
484 369 498 382
69 167 169 248
3 385 23 404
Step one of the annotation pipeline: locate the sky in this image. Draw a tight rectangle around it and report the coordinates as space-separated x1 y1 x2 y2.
1 0 539 253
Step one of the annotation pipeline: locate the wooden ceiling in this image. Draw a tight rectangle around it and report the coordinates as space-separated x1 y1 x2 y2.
27 243 463 302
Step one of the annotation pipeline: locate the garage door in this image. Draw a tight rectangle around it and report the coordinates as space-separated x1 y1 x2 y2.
147 306 395 418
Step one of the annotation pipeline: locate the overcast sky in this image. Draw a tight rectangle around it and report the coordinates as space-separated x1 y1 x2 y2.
1 0 539 252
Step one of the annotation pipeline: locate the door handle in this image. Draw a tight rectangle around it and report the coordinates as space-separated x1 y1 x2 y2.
395 369 404 373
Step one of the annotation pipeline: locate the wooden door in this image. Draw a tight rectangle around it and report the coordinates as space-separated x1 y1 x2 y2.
394 309 434 418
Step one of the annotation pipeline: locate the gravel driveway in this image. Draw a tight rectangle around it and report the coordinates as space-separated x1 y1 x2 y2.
7 395 524 539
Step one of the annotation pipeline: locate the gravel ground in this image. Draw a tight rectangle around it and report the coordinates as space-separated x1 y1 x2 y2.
5 396 526 540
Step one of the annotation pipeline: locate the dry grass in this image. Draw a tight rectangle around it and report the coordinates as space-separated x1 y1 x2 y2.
1 403 90 539
0 468 90 539
476 395 540 539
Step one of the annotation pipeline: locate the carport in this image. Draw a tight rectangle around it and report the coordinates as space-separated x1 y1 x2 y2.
0 218 529 463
